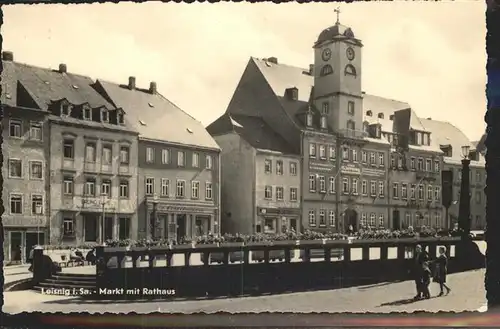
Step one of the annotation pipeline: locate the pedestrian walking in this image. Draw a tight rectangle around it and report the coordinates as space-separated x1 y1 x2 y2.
434 246 451 296
421 261 432 299
412 244 430 300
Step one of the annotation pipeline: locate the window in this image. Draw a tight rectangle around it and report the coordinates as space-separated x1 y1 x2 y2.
425 159 432 172
319 210 326 226
162 149 171 164
176 180 186 197
290 187 298 201
206 155 213 169
329 211 335 227
320 116 327 129
319 145 326 159
319 176 326 193
423 213 430 227
102 145 112 165
308 210 316 226
145 178 155 196
161 179 170 197
85 143 96 162
84 178 96 196
378 181 385 197
320 64 333 76
345 64 357 76
83 107 92 120
192 153 199 168
309 174 316 192
101 179 111 197
405 212 412 227
290 162 297 175
61 104 71 116
476 191 482 204
342 177 349 194
9 159 22 178
352 178 358 194
393 183 399 199
10 194 22 214
309 143 316 158
63 139 74 159
410 184 416 199
379 153 385 167
191 181 200 199
322 102 329 115
435 213 442 228
146 147 154 163
370 181 376 196
362 180 368 195
276 160 283 175
120 146 129 164
352 149 358 162
362 151 368 163
101 109 109 123
119 218 130 240
361 213 367 227
347 101 355 115
9 120 22 138
265 186 273 199
63 218 75 237
402 183 408 199
265 159 272 174
329 177 336 194
276 187 284 200
329 146 336 160
29 161 43 179
410 157 416 170
378 213 384 227
342 147 349 161
29 122 42 141
306 113 313 127
31 195 43 215
205 182 213 200
417 158 424 171
63 176 74 195
369 213 376 227
435 161 440 173
177 151 185 167
427 185 433 201
370 152 376 165
434 186 441 201
390 154 396 168
117 111 125 125
119 181 129 198
418 185 424 200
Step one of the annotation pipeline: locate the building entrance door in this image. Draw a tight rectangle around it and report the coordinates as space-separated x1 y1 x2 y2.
25 232 45 261
392 210 401 230
344 209 358 232
84 215 98 242
289 218 297 232
176 215 186 242
103 217 113 241
10 231 23 263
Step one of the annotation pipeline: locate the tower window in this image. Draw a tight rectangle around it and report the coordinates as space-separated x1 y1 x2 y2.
348 101 355 115
344 64 357 77
320 65 333 77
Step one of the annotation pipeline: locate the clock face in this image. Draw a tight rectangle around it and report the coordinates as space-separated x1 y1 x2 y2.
322 48 332 61
346 47 355 61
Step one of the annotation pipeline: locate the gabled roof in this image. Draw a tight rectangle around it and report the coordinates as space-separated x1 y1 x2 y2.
95 80 220 150
2 60 113 110
420 118 485 164
207 113 296 155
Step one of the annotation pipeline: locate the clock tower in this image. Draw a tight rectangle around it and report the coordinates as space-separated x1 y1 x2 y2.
312 9 364 135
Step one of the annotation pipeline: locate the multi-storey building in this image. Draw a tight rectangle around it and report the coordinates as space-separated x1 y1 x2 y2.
207 113 301 234
94 77 221 241
421 119 486 230
2 51 50 263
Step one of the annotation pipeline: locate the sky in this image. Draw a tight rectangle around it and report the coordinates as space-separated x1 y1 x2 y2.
2 1 486 141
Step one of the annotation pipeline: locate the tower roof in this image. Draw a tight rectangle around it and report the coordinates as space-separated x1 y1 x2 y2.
316 22 355 45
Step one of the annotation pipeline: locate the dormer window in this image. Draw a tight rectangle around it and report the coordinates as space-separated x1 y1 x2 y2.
61 104 71 116
306 113 313 127
366 110 372 117
83 107 92 121
320 116 327 129
378 113 384 119
117 111 125 125
101 109 109 123
285 87 299 101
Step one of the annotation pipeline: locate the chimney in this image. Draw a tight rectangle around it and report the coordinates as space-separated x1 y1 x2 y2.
2 51 14 61
309 64 314 75
58 64 67 73
128 76 136 90
267 57 278 64
149 81 157 94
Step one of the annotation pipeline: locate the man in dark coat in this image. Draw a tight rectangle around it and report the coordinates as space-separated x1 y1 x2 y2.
412 244 430 300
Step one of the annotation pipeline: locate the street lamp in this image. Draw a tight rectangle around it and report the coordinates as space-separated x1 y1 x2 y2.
458 145 472 239
35 204 43 245
100 192 107 245
151 194 159 240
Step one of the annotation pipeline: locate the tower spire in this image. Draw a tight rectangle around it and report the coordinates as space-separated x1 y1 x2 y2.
334 6 341 25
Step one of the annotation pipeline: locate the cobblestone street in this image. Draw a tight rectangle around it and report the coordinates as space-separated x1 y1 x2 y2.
4 269 485 314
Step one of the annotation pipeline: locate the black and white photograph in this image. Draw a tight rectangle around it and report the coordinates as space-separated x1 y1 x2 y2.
2 1 488 314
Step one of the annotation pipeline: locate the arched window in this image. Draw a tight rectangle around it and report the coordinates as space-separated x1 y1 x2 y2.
320 65 333 77
344 64 357 77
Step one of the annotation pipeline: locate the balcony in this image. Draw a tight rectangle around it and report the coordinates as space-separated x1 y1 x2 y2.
337 129 367 140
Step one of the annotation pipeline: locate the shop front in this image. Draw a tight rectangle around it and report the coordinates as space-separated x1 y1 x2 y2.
256 207 301 234
3 215 47 264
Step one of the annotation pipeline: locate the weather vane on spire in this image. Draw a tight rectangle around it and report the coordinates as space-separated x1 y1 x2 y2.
334 6 341 24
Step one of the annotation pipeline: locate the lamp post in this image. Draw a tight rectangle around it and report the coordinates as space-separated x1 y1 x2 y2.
35 204 43 246
150 194 159 240
100 193 107 245
458 145 472 240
